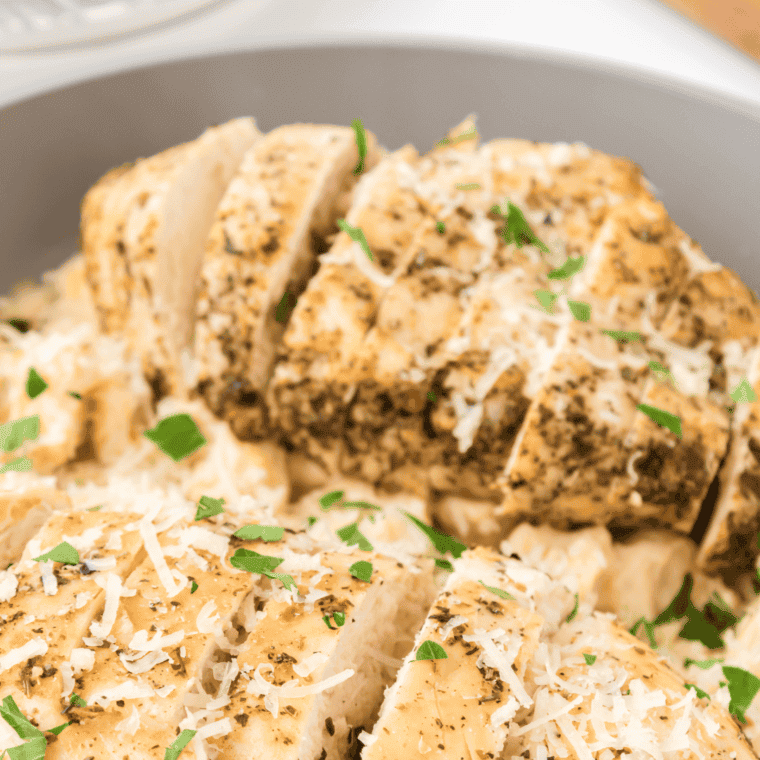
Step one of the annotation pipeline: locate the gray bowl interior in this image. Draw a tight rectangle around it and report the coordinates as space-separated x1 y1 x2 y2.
1 44 759 297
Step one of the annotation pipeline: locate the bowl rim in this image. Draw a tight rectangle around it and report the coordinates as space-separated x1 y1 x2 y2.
3 35 760 125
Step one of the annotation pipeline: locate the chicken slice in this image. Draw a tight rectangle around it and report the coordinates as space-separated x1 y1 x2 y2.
195 124 381 440
0 509 144 741
697 348 760 580
82 117 260 395
45 516 258 759
362 547 545 760
202 549 436 760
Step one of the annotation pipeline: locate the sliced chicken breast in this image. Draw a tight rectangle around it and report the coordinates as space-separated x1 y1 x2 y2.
82 117 260 396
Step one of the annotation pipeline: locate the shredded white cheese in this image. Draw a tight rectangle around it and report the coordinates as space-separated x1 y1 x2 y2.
0 637 48 674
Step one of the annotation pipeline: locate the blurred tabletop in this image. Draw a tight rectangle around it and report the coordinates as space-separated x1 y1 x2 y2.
1 0 760 111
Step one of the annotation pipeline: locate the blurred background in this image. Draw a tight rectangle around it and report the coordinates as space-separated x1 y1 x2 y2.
1 0 760 109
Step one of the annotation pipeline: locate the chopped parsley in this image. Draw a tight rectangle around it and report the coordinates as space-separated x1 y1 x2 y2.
68 391 82 400
336 522 373 552
427 391 437 402
548 256 585 281
86 505 102 512
0 695 59 760
722 665 760 723
684 657 724 670
684 683 711 700
568 300 591 322
25 368 48 400
0 415 40 453
636 404 682 438
194 495 225 521
0 457 32 475
229 548 296 591
648 360 673 382
498 201 550 253
731 378 757 404
69 693 86 707
565 593 579 623
47 723 69 736
4 318 29 333
402 512 466 559
629 616 658 648
436 221 445 234
233 524 284 542
165 729 197 760
415 640 448 661
533 289 557 314
323 611 346 629
478 581 515 600
143 414 206 461
33 541 79 565
341 500 381 511
583 653 597 666
351 118 368 175
349 560 373 583
455 183 481 190
320 490 344 509
190 581 198 594
307 516 318 527
275 291 297 323
601 329 642 343
436 125 478 147
434 558 454 572
337 219 373 262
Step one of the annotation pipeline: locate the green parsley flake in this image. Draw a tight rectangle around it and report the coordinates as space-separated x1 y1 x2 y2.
337 219 373 262
434 558 454 572
548 256 585 280
68 392 82 400
5 318 29 333
731 378 757 404
143 414 206 461
415 640 448 661
349 560 373 583
568 300 591 322
478 581 515 600
533 289 557 314
723 665 760 723
336 522 373 552
455 183 481 190
341 500 382 511
436 125 478 147
165 729 197 760
320 490 345 509
47 723 69 736
229 548 295 590
0 457 32 475
583 653 597 666
427 391 437 402
648 360 673 381
684 657 724 670
499 201 550 253
86 505 102 512
601 329 642 343
565 593 579 623
0 415 40 453
323 611 346 629
194 495 225 521
33 541 79 565
637 403 682 438
307 516 318 527
233 524 284 542
402 512 466 559
630 616 658 648
436 221 445 234
275 291 297 323
70 693 86 707
653 573 693 626
685 683 711 700
190 581 198 594
351 118 368 175
1 696 44 741
25 368 48 400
